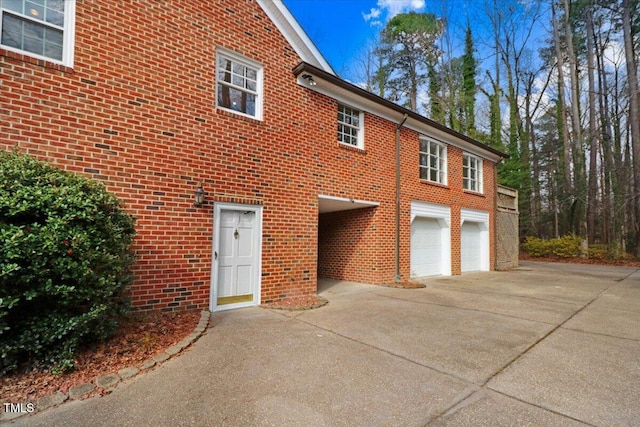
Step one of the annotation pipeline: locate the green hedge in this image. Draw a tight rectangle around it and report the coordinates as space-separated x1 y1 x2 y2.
522 235 583 258
0 150 136 375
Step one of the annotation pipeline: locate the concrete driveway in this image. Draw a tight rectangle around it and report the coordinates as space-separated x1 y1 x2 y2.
6 261 640 426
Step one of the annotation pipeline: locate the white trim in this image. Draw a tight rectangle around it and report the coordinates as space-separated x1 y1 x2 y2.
256 0 334 74
337 103 364 149
211 202 263 312
0 0 75 67
318 194 379 213
463 153 483 193
460 208 490 272
215 47 264 121
410 201 451 276
419 137 447 185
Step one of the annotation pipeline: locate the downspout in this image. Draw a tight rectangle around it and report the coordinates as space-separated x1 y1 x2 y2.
493 158 502 271
395 114 409 283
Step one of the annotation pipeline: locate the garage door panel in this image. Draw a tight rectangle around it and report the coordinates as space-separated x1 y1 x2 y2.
411 217 442 277
461 221 482 272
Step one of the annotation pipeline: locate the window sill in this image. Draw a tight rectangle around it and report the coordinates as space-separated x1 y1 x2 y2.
463 189 485 197
338 142 366 154
420 179 449 190
216 108 263 124
1 48 73 73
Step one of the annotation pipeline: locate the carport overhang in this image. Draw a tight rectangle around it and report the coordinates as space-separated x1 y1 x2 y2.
318 195 380 214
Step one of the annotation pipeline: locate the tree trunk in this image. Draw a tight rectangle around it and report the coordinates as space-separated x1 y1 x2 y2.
563 0 586 236
621 0 640 256
552 0 573 207
586 1 598 244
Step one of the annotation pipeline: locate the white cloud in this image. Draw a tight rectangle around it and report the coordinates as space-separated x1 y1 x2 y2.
362 0 426 25
363 7 381 21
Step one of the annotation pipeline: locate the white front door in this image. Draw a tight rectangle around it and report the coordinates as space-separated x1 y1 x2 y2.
212 204 262 311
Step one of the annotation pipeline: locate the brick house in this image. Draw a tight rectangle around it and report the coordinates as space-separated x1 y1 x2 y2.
0 0 505 311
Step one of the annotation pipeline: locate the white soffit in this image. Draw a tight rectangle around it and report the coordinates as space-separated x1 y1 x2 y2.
257 0 335 74
318 195 380 213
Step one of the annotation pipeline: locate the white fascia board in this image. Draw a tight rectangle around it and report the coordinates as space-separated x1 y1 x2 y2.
297 75 502 163
406 119 503 163
257 0 335 74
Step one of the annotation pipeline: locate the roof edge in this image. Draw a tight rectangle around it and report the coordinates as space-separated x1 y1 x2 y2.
257 0 335 75
293 62 508 160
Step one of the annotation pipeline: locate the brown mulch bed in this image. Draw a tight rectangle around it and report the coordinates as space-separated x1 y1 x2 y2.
262 295 328 310
519 253 640 267
377 281 426 289
1 309 200 404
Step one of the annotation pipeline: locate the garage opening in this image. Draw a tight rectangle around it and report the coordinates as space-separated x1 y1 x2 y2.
460 209 490 273
410 201 451 278
317 195 379 292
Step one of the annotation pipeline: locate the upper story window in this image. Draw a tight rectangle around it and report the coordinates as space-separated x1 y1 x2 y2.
1 0 75 66
463 153 483 193
337 104 364 149
216 48 263 120
419 138 447 184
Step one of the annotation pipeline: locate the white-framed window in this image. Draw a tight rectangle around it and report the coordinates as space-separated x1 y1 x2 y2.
216 48 263 120
0 0 75 66
337 104 364 149
419 138 447 184
463 153 483 193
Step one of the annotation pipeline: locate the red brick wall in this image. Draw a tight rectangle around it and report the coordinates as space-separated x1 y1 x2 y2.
318 207 384 283
0 0 320 310
398 126 497 277
1 0 497 310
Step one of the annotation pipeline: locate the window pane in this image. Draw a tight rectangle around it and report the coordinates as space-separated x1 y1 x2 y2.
47 0 64 12
3 1 24 13
430 169 437 182
23 18 44 39
46 8 64 26
44 38 61 59
430 155 437 168
232 74 244 87
25 1 44 22
1 14 22 48
222 86 254 115
232 62 244 75
218 58 232 81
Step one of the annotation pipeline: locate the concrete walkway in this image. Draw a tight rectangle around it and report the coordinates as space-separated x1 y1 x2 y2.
5 261 640 426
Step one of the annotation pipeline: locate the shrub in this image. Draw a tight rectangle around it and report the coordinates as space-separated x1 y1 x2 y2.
522 236 551 257
587 243 626 260
522 234 583 258
0 150 136 375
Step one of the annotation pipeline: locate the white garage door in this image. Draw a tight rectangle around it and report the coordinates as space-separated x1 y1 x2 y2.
461 221 482 272
411 217 442 277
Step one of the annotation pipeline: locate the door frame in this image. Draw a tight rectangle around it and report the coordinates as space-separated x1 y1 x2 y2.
210 202 263 312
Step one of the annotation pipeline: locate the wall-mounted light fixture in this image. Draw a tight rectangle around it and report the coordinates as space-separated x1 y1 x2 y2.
194 184 206 207
302 74 317 86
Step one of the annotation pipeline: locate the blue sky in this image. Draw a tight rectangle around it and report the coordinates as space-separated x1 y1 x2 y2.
282 0 485 80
